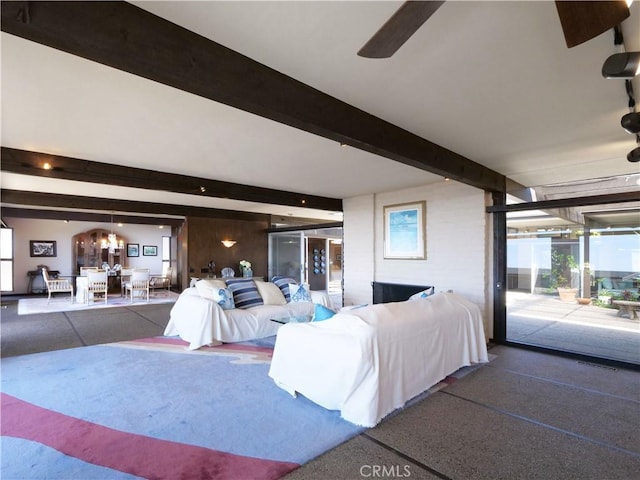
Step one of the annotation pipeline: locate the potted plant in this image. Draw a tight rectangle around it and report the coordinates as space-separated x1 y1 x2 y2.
550 250 578 301
597 289 612 305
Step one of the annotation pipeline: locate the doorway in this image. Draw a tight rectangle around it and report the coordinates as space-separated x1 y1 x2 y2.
505 207 640 365
268 227 343 307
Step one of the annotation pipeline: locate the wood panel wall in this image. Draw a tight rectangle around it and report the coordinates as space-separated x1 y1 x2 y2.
182 215 270 289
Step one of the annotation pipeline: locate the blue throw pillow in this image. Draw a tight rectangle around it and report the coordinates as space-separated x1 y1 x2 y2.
213 287 235 310
289 283 312 303
409 287 435 300
225 279 264 309
313 303 336 321
271 276 298 302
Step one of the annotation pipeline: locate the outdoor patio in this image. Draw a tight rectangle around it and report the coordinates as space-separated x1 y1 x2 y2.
507 291 640 365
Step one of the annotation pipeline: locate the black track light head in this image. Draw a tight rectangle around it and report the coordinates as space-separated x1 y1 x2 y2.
621 112 640 134
602 52 640 78
627 146 640 163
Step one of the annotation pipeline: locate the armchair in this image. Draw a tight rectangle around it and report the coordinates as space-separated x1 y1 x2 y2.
42 267 74 304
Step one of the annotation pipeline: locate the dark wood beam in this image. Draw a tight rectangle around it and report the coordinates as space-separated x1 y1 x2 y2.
486 191 640 213
1 147 342 212
1 1 506 193
1 189 271 222
0 207 184 226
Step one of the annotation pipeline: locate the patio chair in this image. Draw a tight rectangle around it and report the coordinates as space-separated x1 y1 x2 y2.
42 267 74 304
86 269 108 305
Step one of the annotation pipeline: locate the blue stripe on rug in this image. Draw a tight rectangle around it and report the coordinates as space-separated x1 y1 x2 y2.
1 337 364 479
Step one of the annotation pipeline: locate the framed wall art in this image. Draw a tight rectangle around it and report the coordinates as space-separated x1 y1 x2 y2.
383 201 426 259
127 243 139 257
143 245 157 256
30 240 57 258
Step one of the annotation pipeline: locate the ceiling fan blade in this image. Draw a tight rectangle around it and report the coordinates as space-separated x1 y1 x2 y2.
358 1 445 58
555 0 630 48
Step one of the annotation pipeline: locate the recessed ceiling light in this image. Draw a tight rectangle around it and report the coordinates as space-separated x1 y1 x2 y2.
42 162 52 170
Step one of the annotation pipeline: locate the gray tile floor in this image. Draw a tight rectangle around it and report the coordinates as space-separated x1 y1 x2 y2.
1 298 639 479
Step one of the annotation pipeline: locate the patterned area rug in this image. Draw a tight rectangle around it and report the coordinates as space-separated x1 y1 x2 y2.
1 335 490 479
0 336 365 479
17 291 180 315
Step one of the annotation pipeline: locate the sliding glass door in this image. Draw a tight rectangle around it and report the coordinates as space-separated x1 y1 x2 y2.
268 227 343 306
506 208 640 365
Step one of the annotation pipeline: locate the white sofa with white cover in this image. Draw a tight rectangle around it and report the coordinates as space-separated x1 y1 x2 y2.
268 292 488 427
164 278 329 349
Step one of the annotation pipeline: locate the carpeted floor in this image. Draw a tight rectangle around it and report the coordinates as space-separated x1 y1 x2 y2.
17 291 180 315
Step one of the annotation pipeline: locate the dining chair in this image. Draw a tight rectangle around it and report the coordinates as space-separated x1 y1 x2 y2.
41 267 74 304
120 267 133 297
80 267 99 276
86 269 108 305
126 269 150 303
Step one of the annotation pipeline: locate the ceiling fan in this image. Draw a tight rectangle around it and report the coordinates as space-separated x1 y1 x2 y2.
357 0 631 59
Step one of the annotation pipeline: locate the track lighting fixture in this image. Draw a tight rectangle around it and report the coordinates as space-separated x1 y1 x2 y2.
601 51 640 78
627 146 640 162
621 112 640 134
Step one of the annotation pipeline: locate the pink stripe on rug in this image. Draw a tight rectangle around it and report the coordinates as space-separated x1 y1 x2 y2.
1 393 298 480
125 337 273 354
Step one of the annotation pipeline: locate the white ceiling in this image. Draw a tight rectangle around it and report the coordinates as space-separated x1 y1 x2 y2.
2 1 639 221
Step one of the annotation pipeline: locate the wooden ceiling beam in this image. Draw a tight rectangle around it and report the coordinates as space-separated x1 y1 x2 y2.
1 147 342 212
1 189 270 223
0 207 184 227
1 1 506 193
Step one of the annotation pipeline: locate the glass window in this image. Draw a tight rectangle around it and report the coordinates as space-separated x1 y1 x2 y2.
0 228 14 292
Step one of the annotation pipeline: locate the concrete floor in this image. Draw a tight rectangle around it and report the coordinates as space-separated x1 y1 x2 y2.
506 292 640 365
286 345 640 480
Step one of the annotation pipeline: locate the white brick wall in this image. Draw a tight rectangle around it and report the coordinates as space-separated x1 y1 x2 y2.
343 181 492 336
342 195 375 306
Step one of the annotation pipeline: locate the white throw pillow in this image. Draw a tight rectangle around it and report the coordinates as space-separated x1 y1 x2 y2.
288 283 312 303
255 281 287 306
195 279 228 301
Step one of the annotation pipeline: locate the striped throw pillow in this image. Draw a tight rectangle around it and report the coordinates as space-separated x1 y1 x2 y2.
225 278 264 309
271 276 298 302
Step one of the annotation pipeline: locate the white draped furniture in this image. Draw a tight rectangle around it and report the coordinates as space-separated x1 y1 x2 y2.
268 292 489 427
165 281 330 349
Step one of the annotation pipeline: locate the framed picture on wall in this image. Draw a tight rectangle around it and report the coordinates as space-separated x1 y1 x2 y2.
127 243 139 257
383 201 426 259
143 245 157 256
30 240 57 257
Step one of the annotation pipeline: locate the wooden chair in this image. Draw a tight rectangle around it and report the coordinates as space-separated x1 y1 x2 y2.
126 269 150 303
120 267 133 297
80 267 98 276
86 269 108 305
150 267 172 296
41 267 74 304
